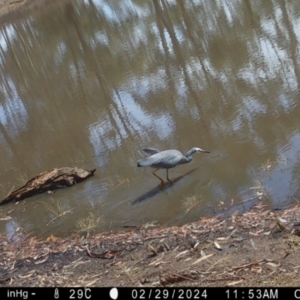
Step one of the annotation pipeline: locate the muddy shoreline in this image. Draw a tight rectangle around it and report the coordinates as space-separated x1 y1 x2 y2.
1 203 300 287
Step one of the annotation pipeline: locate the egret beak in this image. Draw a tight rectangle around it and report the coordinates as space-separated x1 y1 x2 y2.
198 148 210 153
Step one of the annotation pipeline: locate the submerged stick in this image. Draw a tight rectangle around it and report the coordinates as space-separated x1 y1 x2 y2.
0 167 96 206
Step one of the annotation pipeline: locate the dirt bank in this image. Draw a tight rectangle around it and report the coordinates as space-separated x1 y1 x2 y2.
1 203 300 287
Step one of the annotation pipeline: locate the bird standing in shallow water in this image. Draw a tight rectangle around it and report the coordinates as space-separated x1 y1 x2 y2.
137 147 210 190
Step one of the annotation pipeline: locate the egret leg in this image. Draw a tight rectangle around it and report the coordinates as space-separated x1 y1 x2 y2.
152 169 165 190
166 169 172 185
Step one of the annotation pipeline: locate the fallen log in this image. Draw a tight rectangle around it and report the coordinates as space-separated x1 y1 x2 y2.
0 167 96 206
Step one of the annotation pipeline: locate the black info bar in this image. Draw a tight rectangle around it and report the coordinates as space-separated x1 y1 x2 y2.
1 287 299 300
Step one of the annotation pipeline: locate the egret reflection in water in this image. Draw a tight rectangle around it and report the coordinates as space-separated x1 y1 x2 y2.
132 167 199 204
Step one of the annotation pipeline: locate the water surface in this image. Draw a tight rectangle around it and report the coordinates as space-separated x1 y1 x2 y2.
0 0 300 237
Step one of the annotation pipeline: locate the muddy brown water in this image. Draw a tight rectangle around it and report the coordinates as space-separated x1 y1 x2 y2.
0 0 300 238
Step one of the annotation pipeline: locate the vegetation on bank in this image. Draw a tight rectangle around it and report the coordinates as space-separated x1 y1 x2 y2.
1 203 300 287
